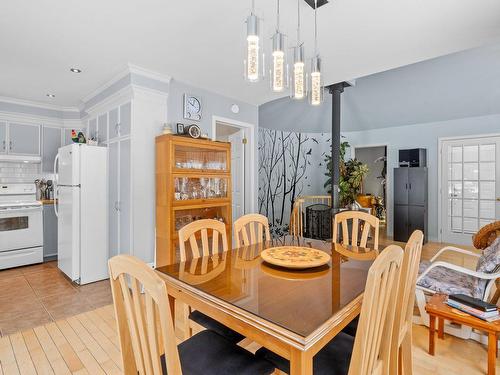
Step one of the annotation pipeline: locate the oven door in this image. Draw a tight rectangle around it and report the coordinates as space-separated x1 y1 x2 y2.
0 207 43 252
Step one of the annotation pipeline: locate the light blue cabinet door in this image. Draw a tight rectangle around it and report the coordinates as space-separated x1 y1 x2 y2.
109 142 119 258
119 139 131 254
43 204 58 259
0 122 6 154
62 129 73 146
98 114 108 145
42 127 61 172
109 108 119 139
9 123 40 155
119 102 131 137
88 118 97 141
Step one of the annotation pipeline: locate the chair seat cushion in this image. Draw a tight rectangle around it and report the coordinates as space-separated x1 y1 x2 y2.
255 332 354 375
189 310 245 343
161 330 275 375
417 260 477 297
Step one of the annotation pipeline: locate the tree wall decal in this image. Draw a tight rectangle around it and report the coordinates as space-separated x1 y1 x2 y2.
258 128 330 236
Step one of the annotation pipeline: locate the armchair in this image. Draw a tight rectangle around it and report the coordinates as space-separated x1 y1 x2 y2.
415 222 500 341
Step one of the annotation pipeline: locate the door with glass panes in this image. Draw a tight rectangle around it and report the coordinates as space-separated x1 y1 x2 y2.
441 136 500 245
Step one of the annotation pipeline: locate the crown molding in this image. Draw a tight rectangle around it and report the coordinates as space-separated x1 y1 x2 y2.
128 63 172 85
0 110 84 128
80 66 131 104
82 85 135 118
81 63 171 106
0 95 80 113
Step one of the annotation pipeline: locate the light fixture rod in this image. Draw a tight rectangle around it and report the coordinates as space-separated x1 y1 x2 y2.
314 0 318 54
251 0 255 13
297 0 301 43
276 0 281 31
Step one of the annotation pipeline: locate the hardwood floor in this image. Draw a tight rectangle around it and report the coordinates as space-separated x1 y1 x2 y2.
0 240 496 374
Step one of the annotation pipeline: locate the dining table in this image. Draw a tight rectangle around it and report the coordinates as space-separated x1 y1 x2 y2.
155 236 378 375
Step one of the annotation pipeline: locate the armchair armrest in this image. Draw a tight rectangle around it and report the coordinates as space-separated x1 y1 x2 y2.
417 261 500 285
430 246 481 262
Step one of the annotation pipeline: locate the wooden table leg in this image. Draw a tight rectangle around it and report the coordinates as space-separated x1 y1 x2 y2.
290 348 313 375
429 314 436 356
438 317 444 339
488 332 497 375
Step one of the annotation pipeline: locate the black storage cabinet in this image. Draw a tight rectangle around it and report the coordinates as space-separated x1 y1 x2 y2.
393 167 428 242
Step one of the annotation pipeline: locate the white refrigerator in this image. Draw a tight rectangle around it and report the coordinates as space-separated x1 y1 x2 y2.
54 143 108 284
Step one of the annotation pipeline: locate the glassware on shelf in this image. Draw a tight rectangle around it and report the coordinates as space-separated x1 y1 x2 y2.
173 177 228 201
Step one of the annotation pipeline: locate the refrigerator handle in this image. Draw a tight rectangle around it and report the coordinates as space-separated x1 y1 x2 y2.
53 153 60 217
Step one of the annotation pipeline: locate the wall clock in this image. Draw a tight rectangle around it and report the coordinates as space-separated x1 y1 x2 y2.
183 94 202 121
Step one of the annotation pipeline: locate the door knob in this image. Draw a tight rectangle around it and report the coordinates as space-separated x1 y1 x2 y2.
497 198 500 202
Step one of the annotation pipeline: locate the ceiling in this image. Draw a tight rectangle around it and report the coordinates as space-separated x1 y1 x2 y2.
259 42 500 132
2 0 500 107
342 42 500 131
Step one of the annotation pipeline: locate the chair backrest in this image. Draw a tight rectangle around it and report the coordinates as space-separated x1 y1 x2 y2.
333 211 380 250
234 214 271 247
289 195 332 236
109 255 182 375
348 245 404 375
390 230 424 370
178 219 228 262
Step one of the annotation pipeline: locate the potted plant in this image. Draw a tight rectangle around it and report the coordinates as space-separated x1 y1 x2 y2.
324 141 369 208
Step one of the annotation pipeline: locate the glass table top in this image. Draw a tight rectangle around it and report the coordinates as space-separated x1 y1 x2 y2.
156 236 376 337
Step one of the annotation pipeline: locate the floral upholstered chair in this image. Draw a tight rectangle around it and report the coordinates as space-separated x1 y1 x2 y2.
415 221 500 340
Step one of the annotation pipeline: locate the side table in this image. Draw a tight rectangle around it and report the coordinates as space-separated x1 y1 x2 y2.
425 294 500 375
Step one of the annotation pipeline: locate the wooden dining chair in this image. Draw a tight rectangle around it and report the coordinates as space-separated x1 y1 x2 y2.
390 230 424 375
178 219 244 343
333 210 380 250
256 244 404 375
234 213 271 247
108 255 275 375
178 219 228 262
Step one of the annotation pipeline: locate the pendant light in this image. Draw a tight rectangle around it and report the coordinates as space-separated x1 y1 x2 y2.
244 0 264 82
291 0 307 100
270 0 288 92
309 0 324 106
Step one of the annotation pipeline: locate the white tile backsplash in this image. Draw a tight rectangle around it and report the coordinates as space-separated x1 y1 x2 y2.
0 161 41 184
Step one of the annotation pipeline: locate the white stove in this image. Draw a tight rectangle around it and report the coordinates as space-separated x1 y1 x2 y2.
0 183 43 270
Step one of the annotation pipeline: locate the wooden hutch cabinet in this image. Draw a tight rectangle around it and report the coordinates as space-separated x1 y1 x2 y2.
155 135 232 266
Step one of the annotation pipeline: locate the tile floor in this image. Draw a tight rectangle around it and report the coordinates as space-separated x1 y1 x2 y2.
0 261 112 336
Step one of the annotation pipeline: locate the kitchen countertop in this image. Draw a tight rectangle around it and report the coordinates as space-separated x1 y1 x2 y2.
39 199 55 205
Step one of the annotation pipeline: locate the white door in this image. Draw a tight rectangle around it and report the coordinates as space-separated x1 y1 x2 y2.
229 130 245 222
441 136 500 245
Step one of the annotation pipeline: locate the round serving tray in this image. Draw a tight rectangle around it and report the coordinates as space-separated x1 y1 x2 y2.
260 246 331 269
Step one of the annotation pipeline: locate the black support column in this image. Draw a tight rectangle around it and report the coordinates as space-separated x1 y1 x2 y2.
327 82 351 211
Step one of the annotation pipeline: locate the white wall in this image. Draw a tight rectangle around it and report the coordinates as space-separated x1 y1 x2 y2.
167 79 260 211
167 79 258 137
344 113 500 242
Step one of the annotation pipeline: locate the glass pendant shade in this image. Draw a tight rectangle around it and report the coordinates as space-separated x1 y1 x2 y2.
309 55 324 106
270 31 288 92
291 44 307 100
244 13 264 82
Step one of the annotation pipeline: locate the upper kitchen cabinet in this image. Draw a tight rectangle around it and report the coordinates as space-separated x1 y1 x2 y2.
0 122 6 154
88 118 97 141
119 102 131 137
42 127 61 172
97 113 108 145
8 123 40 156
108 102 131 140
